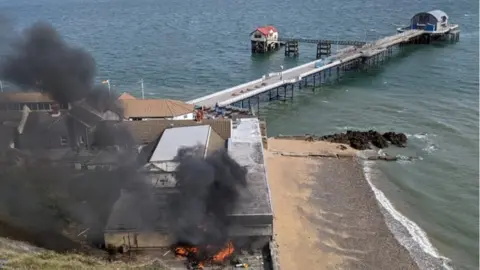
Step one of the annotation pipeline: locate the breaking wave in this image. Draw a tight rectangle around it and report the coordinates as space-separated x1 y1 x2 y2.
406 133 439 154
360 158 454 270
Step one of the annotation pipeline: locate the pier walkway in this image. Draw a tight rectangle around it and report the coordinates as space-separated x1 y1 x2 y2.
278 38 367 46
187 30 426 108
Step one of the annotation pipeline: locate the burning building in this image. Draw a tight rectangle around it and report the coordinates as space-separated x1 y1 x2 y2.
139 125 226 187
104 118 273 268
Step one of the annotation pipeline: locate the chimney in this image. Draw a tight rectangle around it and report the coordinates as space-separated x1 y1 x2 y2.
50 103 61 117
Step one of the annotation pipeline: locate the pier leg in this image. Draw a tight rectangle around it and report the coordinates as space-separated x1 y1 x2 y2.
241 100 244 108
276 88 279 100
337 66 340 81
257 95 260 114
269 89 272 101
291 84 294 98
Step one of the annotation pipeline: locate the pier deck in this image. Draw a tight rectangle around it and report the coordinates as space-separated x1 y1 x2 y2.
187 30 436 108
278 37 367 46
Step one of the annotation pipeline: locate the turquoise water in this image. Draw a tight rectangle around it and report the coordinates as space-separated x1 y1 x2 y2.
1 0 478 268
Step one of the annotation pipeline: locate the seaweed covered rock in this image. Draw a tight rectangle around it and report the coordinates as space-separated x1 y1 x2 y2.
319 130 407 150
382 132 407 147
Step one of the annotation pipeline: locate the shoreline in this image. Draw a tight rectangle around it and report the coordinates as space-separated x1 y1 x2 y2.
265 138 418 269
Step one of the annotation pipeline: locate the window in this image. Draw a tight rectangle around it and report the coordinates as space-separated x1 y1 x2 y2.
60 136 68 146
183 114 188 119
254 34 262 38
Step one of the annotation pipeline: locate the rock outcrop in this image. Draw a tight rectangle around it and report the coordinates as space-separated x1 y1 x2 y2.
319 130 407 150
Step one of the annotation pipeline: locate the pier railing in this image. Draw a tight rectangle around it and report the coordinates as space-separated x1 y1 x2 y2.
279 38 366 46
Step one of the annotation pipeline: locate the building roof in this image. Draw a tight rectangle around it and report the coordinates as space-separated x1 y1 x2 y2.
117 92 137 100
254 26 278 36
427 10 448 21
413 10 449 22
149 125 211 162
0 111 23 125
20 111 66 135
118 99 194 119
122 119 232 144
0 92 55 103
68 103 104 128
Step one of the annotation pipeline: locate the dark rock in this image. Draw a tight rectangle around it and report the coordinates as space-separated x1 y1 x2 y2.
382 132 407 147
319 130 408 150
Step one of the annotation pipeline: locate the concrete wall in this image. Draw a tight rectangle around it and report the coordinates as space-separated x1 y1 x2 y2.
104 231 172 249
206 129 226 156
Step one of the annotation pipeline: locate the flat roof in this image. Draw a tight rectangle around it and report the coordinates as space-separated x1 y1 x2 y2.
149 125 211 162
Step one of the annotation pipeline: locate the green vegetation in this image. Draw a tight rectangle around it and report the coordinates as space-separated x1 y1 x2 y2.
0 238 167 270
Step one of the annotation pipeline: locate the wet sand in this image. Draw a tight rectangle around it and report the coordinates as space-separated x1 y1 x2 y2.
266 138 418 270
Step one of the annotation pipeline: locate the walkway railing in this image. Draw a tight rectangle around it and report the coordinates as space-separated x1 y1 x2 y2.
279 38 367 46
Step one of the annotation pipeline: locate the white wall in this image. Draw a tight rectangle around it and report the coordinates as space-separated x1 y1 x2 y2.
172 112 194 120
250 31 267 42
251 31 278 42
103 110 121 120
128 112 194 121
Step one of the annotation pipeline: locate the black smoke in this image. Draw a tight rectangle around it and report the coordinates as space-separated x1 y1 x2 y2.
0 21 95 104
0 21 153 251
167 146 248 252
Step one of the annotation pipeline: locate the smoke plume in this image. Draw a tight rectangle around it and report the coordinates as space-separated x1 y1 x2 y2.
0 21 152 251
167 146 248 250
0 21 95 103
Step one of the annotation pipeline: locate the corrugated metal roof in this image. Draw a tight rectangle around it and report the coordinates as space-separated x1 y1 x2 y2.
149 125 211 162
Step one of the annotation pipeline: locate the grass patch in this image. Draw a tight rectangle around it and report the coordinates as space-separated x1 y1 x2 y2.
0 238 167 270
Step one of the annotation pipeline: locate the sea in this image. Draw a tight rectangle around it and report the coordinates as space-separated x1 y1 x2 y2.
0 0 478 269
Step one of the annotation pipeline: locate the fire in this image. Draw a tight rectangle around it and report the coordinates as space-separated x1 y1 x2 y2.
174 241 235 268
175 246 198 257
212 241 234 263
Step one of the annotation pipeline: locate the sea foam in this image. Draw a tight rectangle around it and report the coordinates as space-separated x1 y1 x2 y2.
360 157 454 270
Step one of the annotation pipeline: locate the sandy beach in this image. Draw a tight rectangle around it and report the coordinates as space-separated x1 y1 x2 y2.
266 138 418 270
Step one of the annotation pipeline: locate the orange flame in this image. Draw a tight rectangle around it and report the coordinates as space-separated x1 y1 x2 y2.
174 241 235 268
212 241 235 264
175 246 198 257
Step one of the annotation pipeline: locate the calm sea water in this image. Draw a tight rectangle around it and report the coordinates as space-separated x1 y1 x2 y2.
1 0 478 268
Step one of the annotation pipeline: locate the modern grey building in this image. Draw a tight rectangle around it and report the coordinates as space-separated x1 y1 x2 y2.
104 118 273 250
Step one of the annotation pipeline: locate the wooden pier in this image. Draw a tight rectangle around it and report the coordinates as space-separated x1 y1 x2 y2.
188 10 460 113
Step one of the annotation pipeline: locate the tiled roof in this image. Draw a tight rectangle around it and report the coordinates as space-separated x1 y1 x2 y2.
122 119 232 144
0 92 55 103
117 92 137 100
118 99 194 118
255 26 278 36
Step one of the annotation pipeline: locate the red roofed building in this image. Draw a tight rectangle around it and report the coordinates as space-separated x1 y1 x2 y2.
250 25 280 53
